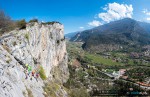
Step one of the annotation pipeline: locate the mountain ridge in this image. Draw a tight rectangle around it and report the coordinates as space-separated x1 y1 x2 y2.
70 18 150 52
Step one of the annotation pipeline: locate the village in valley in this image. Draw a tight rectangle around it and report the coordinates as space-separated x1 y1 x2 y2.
66 41 150 95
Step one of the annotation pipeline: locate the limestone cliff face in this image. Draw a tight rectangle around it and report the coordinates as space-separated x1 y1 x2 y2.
0 22 69 97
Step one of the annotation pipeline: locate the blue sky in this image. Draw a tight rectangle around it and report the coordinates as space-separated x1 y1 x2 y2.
0 0 150 34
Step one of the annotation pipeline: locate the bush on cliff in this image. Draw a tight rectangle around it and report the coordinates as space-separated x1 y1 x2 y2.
42 21 62 25
0 10 16 35
16 19 26 29
29 19 38 23
25 33 29 41
39 66 47 80
69 88 90 97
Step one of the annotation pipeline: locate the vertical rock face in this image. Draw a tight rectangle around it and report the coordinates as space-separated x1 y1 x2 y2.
0 22 69 97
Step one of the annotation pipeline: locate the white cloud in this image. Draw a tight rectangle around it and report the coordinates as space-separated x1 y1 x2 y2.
79 27 84 29
88 20 102 27
98 2 133 23
142 9 150 21
147 18 150 21
142 9 150 15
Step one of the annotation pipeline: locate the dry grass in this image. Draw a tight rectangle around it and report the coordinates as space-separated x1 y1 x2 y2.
2 44 10 52
26 88 34 97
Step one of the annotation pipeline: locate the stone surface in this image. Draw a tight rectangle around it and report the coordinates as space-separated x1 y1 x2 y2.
0 22 69 97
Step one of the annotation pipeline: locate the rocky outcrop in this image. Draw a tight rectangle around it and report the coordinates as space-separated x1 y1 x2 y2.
0 22 69 97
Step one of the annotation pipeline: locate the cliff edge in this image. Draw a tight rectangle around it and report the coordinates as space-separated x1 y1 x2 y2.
0 22 69 97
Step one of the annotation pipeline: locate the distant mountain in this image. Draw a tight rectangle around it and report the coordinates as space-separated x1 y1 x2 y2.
138 22 150 33
65 32 79 39
70 18 150 52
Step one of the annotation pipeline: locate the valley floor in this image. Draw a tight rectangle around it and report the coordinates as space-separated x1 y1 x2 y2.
64 41 150 96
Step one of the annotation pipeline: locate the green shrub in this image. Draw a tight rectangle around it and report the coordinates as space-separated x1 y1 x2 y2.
13 41 17 46
87 69 94 77
29 19 38 23
6 60 10 64
16 19 26 29
42 21 62 25
6 57 12 64
25 33 29 41
69 88 90 97
63 78 76 89
39 66 47 80
43 82 60 97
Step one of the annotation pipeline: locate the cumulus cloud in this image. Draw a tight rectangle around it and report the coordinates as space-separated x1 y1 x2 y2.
88 20 102 27
98 2 133 23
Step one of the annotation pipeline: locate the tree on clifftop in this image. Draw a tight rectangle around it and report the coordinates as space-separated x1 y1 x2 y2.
0 10 16 35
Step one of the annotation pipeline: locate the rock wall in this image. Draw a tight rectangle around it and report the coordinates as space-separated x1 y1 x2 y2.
0 22 69 97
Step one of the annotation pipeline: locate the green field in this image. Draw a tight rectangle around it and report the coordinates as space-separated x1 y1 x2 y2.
85 53 123 66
